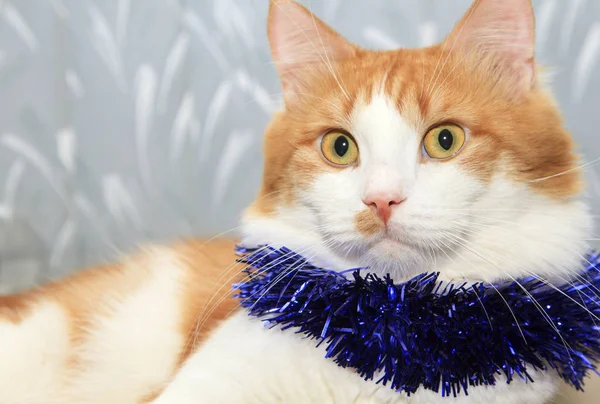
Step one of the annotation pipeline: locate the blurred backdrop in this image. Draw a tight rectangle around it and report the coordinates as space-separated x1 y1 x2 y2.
0 0 599 293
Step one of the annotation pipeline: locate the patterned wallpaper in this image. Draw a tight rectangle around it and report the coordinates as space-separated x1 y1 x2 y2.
0 0 599 293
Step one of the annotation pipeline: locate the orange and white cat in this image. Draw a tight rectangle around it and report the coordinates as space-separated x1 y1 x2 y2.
0 0 595 403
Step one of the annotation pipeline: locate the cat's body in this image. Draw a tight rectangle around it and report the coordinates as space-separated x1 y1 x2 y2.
0 236 562 404
0 239 240 403
0 0 597 403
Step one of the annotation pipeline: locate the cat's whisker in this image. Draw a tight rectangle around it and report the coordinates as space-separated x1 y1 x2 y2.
445 220 600 305
449 216 596 252
193 245 315 339
187 229 262 324
533 271 600 321
274 2 350 103
193 223 330 345
433 63 470 96
503 273 575 360
425 0 481 98
444 229 599 354
195 224 334 336
307 4 351 102
528 156 600 183
187 249 263 351
419 52 426 103
246 240 339 311
420 205 596 215
437 231 563 339
436 232 495 329
564 254 600 299
458 224 600 309
189 189 287 334
442 235 575 360
441 231 527 342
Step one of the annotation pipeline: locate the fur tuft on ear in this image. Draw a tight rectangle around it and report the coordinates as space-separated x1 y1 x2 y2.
267 0 356 105
445 0 536 96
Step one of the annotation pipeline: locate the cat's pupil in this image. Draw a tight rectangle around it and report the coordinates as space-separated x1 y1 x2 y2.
334 136 349 157
438 129 454 151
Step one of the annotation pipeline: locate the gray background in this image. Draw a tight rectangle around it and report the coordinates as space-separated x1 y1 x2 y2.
0 0 599 293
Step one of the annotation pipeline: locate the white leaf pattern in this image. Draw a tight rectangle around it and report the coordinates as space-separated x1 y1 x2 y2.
2 2 38 52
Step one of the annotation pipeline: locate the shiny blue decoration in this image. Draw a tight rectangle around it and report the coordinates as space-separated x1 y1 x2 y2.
233 246 600 397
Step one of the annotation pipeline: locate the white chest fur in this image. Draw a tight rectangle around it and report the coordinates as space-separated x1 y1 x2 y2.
152 311 557 404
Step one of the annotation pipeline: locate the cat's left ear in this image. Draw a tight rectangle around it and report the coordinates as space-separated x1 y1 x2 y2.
267 0 357 105
445 0 535 96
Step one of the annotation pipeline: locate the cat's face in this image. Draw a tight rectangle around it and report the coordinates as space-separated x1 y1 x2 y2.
243 0 591 281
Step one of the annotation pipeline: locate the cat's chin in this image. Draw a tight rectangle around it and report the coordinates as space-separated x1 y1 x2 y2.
373 238 410 253
361 238 429 279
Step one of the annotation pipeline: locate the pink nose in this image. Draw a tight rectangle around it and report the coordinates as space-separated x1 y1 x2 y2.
363 193 405 225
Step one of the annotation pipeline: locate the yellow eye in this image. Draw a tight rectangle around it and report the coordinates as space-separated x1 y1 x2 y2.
423 124 466 160
320 131 359 166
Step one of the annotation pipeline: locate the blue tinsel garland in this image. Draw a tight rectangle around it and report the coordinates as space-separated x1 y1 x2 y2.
232 245 600 397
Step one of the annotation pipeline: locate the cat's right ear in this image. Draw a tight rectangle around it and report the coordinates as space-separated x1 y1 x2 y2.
444 0 536 97
267 0 356 105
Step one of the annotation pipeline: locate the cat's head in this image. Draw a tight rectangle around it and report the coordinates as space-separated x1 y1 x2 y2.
242 0 592 282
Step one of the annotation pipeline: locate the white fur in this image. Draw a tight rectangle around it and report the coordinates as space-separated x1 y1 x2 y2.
0 303 69 402
61 250 184 403
0 247 187 404
152 91 592 403
153 311 558 404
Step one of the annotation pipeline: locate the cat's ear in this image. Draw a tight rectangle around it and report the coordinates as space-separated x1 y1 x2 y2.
445 0 535 96
268 0 356 105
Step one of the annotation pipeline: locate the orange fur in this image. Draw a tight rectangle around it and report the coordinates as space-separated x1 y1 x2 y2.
172 239 241 365
354 208 384 236
0 238 239 402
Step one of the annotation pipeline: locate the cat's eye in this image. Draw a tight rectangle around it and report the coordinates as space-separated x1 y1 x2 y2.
320 131 359 166
422 124 466 160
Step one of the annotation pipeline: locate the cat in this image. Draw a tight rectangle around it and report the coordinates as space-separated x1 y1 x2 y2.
0 0 595 403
